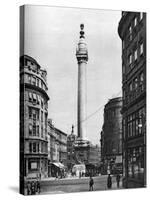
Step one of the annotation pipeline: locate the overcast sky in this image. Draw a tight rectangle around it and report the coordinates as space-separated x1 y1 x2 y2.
23 5 122 145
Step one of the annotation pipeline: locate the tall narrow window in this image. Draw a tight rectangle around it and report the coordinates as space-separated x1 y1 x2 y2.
134 78 138 90
28 92 32 102
41 111 43 122
37 95 40 105
41 99 43 109
140 12 143 21
140 72 144 91
140 43 144 55
134 49 138 61
33 143 36 153
29 143 32 153
129 82 133 91
41 81 43 89
134 17 137 27
29 107 32 118
37 79 39 87
28 75 31 83
129 54 132 65
33 93 37 103
37 143 39 152
129 25 132 40
37 125 39 136
33 123 36 136
32 77 36 85
29 124 32 135
41 125 43 138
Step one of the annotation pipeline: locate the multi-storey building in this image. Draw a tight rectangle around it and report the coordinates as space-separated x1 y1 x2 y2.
101 97 122 174
118 12 146 188
47 119 67 177
56 128 67 166
20 55 49 183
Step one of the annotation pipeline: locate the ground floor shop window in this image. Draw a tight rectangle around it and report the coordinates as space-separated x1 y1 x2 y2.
127 146 144 181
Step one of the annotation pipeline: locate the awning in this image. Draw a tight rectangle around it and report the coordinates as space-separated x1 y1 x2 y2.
52 162 65 169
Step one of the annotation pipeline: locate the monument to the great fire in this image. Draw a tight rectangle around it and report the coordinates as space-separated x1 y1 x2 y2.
74 24 90 164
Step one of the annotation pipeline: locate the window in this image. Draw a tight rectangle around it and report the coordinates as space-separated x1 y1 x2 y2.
41 111 43 122
37 79 39 87
139 72 144 91
29 107 32 118
29 124 32 135
28 161 38 170
41 99 43 109
29 143 32 152
140 43 144 55
37 125 39 136
140 12 143 21
129 82 133 91
28 92 32 102
28 75 31 83
134 17 137 27
37 143 39 152
33 93 36 103
129 25 132 40
134 78 138 90
129 54 132 65
134 49 138 61
140 72 144 82
32 77 36 85
41 125 43 138
36 95 40 105
41 81 43 89
33 123 36 136
31 162 37 169
33 143 36 153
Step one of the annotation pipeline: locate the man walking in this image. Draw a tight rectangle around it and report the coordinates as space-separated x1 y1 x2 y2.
107 174 112 189
89 176 94 191
116 174 120 188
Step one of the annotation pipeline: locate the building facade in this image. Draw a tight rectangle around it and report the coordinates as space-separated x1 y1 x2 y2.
47 119 67 177
20 55 49 182
118 12 146 188
56 128 67 166
101 97 122 174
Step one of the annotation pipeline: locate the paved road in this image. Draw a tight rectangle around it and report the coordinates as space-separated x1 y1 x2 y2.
40 175 123 195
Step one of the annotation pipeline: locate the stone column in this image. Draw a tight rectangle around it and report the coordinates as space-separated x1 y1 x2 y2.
76 24 88 140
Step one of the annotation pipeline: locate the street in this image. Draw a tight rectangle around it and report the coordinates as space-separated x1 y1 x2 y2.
40 175 123 194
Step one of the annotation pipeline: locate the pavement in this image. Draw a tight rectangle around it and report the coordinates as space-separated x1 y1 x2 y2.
39 175 123 195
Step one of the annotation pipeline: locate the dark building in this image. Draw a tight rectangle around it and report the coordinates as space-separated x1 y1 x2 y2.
101 97 122 174
20 55 49 193
118 12 146 188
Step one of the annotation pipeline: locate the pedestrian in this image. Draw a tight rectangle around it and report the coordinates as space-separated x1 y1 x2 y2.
89 176 94 191
37 180 41 194
79 171 81 178
116 174 120 188
26 181 31 195
107 174 112 189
